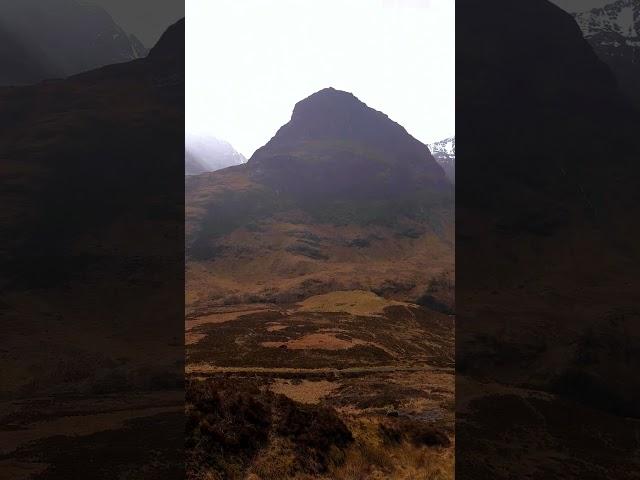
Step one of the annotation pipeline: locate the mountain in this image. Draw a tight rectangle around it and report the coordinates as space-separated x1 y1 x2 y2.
1 18 184 396
457 0 640 477
248 87 450 198
1 17 185 476
572 0 640 107
0 0 149 86
185 134 246 175
428 136 455 182
186 87 453 309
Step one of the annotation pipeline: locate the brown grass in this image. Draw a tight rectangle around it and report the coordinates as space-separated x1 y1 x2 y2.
298 290 407 316
262 333 357 351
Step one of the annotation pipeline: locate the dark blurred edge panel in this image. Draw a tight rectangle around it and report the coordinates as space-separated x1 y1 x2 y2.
457 0 640 478
0 1 185 478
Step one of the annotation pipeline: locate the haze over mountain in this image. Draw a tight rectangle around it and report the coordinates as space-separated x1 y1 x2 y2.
0 0 148 86
185 134 246 176
428 137 455 182
186 0 454 159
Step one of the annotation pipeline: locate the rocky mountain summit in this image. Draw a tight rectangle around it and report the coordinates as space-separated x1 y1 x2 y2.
574 0 639 40
572 0 640 106
428 137 455 182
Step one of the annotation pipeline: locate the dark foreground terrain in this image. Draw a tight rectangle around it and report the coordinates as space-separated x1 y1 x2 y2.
0 19 185 479
186 292 454 479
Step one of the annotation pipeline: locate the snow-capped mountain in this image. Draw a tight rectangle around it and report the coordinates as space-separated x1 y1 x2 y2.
185 134 246 175
428 137 455 183
574 0 639 42
571 0 640 107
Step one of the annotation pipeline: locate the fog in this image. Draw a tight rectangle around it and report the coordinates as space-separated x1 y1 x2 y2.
186 0 455 158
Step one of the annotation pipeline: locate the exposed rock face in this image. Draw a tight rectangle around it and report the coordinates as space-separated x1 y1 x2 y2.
572 0 640 107
428 137 455 182
0 0 149 86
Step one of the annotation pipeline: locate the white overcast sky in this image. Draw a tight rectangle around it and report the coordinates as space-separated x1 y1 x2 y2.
186 0 455 159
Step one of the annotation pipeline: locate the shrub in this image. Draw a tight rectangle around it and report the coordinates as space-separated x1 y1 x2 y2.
379 418 450 448
186 378 353 478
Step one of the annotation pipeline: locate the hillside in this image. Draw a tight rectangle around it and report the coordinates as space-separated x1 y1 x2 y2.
186 87 454 311
185 87 455 478
0 19 185 479
457 0 640 477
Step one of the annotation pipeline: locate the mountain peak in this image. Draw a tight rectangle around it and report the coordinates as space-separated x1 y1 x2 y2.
289 87 389 128
252 87 435 171
248 88 450 200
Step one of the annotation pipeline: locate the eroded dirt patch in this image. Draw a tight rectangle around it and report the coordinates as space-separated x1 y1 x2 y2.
269 379 339 404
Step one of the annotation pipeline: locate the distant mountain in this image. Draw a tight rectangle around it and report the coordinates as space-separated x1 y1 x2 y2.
571 0 640 107
428 137 455 182
185 134 246 175
186 87 453 308
0 0 149 86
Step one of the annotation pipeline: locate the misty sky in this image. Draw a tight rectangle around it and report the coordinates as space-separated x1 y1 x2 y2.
186 0 455 159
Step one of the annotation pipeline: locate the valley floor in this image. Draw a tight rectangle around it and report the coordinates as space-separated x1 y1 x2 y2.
186 290 454 479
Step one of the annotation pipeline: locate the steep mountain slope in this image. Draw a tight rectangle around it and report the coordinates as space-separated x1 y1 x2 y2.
0 0 149 86
457 0 640 477
185 134 246 175
186 87 453 311
1 17 184 397
572 0 640 107
428 137 455 182
1 18 185 478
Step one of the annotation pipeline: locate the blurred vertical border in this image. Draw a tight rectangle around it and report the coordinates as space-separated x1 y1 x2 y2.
0 1 185 478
